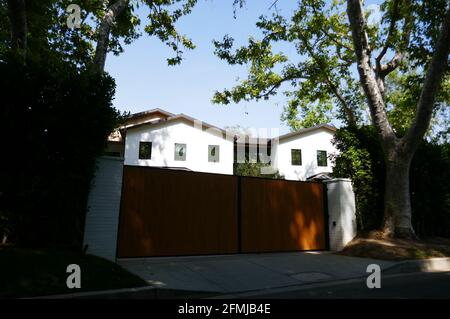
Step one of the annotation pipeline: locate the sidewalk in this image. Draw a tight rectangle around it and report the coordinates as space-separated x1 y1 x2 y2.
117 251 395 294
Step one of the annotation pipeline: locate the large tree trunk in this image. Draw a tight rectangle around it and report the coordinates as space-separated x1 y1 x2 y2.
347 0 450 238
382 151 415 239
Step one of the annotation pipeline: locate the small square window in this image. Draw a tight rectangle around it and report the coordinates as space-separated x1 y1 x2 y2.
317 150 328 167
139 142 152 160
291 149 302 166
174 143 187 161
208 145 220 162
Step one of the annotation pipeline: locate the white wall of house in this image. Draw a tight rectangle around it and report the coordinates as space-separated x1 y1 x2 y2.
124 120 234 175
274 128 337 180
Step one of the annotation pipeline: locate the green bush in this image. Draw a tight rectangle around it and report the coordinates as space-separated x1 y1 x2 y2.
332 126 450 237
234 162 284 179
0 56 120 249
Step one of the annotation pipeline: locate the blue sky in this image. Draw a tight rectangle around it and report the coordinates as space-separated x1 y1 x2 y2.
105 0 381 136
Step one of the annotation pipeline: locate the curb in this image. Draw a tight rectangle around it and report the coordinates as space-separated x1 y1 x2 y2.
28 286 217 299
381 257 450 275
28 285 157 299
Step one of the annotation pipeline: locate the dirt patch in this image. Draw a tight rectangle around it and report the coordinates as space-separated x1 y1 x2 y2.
338 232 450 261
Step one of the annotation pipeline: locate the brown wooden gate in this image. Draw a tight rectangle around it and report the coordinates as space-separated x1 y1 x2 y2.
117 166 326 258
240 178 326 253
117 166 238 257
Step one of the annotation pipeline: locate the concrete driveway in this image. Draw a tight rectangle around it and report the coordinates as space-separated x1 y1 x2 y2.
117 252 395 294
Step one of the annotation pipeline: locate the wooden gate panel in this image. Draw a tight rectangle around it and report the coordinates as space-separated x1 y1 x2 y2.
240 178 326 252
117 166 238 257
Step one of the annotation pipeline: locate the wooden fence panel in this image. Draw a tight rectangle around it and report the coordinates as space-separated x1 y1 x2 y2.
240 178 326 252
117 166 239 257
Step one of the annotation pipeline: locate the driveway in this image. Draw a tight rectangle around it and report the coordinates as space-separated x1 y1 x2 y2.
117 251 395 294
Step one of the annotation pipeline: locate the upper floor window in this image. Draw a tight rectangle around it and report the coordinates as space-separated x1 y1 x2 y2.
208 145 220 163
291 149 302 166
174 143 187 161
139 142 152 160
317 150 328 167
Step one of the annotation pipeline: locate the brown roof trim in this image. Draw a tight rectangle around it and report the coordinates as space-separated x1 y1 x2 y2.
122 112 228 137
276 124 336 142
121 109 336 142
128 108 175 120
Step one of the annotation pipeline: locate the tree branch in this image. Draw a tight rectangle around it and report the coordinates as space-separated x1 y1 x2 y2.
256 73 308 100
91 0 129 73
347 0 396 146
301 36 358 127
376 0 413 81
323 74 357 126
404 6 450 152
375 0 400 69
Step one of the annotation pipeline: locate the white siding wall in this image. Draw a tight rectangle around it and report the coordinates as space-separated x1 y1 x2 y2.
275 129 337 180
325 178 357 251
83 156 123 261
124 120 234 175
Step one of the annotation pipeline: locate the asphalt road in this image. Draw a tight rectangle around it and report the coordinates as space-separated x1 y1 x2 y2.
254 272 450 299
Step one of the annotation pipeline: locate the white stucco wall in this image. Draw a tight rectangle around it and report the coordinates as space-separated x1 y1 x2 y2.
83 156 123 261
124 120 234 175
325 178 357 251
274 129 337 180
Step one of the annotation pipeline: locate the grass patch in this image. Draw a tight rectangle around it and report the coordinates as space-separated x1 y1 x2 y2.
338 233 450 261
0 247 147 298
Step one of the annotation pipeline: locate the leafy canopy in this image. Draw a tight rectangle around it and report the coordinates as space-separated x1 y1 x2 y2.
0 0 199 68
213 0 449 136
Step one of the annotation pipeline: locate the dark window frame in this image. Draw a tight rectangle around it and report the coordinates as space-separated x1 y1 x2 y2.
317 150 328 167
291 149 302 166
208 145 220 163
138 141 152 160
174 143 187 161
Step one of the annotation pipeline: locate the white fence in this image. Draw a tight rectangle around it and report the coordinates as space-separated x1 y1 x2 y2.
83 156 123 261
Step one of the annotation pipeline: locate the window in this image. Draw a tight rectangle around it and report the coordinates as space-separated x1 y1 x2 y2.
208 145 220 163
174 143 187 161
317 150 328 167
291 149 302 166
139 142 152 159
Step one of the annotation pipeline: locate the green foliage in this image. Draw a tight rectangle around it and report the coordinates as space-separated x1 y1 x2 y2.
385 70 450 138
332 126 450 237
212 0 365 128
213 0 449 136
0 0 200 69
0 54 120 249
410 143 450 236
234 162 284 179
331 126 385 231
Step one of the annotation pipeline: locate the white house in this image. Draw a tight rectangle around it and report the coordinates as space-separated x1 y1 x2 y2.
271 124 337 181
109 108 235 175
106 108 338 180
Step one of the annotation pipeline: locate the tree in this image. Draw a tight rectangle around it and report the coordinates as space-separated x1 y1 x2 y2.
212 0 450 238
3 0 200 71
